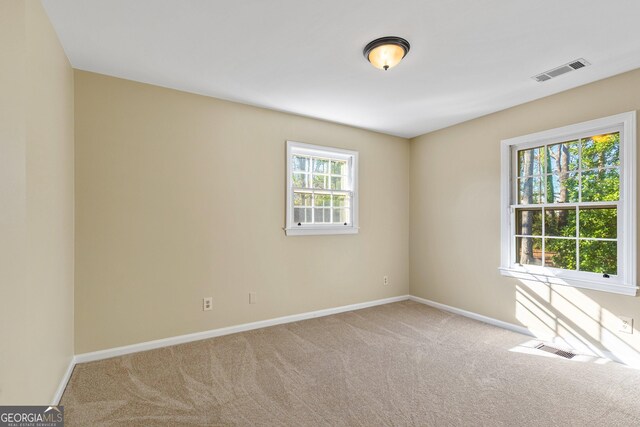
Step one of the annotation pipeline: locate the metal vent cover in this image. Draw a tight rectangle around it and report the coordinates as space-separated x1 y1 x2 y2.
569 60 586 70
532 58 590 83
547 65 573 78
535 343 576 359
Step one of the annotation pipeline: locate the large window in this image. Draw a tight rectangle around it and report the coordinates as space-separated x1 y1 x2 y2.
285 141 358 236
500 112 637 296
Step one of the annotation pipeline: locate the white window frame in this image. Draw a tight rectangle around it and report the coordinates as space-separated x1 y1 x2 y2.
499 111 637 296
285 140 359 236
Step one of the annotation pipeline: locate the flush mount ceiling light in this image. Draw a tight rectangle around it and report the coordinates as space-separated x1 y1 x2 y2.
363 36 410 71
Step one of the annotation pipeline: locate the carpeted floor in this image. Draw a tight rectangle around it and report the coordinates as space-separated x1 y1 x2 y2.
61 300 640 426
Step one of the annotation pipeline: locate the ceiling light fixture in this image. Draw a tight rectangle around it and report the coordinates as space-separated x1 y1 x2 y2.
363 36 410 71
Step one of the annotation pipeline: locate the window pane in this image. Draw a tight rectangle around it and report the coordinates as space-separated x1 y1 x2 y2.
546 173 579 203
516 209 542 236
312 175 328 189
305 208 312 223
516 237 542 265
314 208 330 223
545 238 577 270
547 141 579 174
292 173 308 188
313 158 329 174
581 169 619 202
545 208 576 237
579 207 617 239
518 176 543 204
331 176 344 190
331 160 347 175
294 207 310 224
333 194 349 207
293 192 312 207
518 146 545 177
579 240 617 275
314 193 331 207
581 132 620 169
292 156 310 172
332 208 350 224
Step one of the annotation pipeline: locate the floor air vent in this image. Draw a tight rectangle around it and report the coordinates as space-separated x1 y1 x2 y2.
532 58 590 83
535 343 576 359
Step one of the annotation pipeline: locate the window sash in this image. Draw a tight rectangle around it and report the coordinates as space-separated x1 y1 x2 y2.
511 128 621 207
292 189 353 225
511 203 620 275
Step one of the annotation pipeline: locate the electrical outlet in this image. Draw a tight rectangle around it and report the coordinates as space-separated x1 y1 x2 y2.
203 297 213 311
619 316 633 334
383 275 389 285
249 292 257 304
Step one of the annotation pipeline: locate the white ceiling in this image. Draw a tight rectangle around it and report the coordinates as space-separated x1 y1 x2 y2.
42 0 640 138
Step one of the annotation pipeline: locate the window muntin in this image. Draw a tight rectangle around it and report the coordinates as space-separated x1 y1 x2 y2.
286 141 358 236
513 131 620 276
499 111 636 296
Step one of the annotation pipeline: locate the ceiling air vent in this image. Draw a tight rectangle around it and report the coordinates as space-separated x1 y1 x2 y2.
532 58 590 83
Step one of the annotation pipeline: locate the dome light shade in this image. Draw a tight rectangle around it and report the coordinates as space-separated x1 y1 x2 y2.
363 36 410 70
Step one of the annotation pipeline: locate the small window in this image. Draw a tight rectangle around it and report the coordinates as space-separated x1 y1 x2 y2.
500 112 637 296
285 141 358 236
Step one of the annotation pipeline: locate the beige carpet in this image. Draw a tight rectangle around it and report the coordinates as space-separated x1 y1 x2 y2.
61 301 640 426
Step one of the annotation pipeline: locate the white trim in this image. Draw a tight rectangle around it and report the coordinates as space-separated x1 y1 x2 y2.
500 111 637 296
284 226 359 236
499 267 638 296
500 135 512 269
501 112 635 147
409 295 534 336
285 140 359 236
286 141 357 159
52 356 76 405
75 295 409 363
621 112 637 294
57 293 640 392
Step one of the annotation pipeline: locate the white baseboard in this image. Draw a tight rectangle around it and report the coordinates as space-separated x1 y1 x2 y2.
52 356 76 405
74 295 410 364
54 295 408 403
408 295 534 337
55 293 639 400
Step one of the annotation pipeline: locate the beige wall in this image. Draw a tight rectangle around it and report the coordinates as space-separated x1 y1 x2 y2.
410 68 640 366
74 71 410 354
0 0 74 404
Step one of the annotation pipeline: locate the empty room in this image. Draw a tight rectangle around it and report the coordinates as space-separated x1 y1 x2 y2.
2 0 640 425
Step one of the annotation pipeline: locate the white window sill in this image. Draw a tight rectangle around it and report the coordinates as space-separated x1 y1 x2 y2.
285 226 359 236
499 267 638 296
